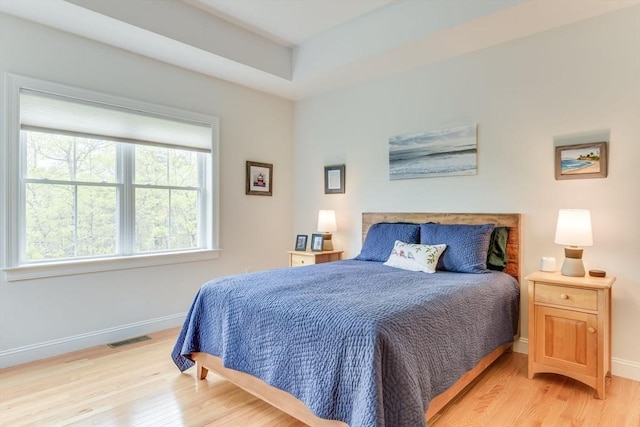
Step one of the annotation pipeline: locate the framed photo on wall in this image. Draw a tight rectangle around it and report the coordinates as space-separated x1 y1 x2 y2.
311 234 325 252
295 235 308 251
324 164 345 194
246 161 273 195
555 142 608 180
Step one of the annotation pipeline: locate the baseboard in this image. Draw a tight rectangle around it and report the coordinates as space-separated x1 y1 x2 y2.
611 357 640 381
0 312 186 369
513 337 640 381
513 337 529 355
3 321 638 382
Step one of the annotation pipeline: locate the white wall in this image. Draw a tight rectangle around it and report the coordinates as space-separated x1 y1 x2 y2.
294 7 640 379
0 14 294 366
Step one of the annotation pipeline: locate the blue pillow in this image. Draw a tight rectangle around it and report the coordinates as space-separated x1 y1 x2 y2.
420 223 495 273
355 223 420 262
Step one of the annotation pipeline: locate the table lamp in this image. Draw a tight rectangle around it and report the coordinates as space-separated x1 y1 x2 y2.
554 209 593 277
317 210 337 251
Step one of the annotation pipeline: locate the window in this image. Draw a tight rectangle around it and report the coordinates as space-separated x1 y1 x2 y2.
132 144 202 254
24 130 119 260
2 75 219 280
24 130 204 260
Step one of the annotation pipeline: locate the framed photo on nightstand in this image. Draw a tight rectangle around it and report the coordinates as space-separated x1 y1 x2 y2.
295 235 308 251
311 234 324 252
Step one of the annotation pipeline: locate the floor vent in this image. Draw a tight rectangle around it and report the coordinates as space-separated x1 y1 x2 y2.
107 335 151 348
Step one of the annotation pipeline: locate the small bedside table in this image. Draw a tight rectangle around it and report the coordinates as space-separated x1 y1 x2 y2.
288 250 343 267
526 271 615 399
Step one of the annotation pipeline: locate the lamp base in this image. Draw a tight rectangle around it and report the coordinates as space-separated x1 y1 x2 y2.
322 233 334 251
560 247 585 277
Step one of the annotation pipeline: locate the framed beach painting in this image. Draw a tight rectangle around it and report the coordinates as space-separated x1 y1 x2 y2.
555 142 607 180
389 124 477 180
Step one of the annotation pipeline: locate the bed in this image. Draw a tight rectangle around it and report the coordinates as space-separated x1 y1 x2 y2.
172 212 521 426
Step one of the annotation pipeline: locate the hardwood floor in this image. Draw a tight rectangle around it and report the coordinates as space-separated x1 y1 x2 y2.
1 328 638 426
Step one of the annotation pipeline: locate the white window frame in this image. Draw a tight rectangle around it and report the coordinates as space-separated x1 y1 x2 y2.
1 74 220 281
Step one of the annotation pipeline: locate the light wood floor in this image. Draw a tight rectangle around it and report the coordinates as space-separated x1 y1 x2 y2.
1 328 638 427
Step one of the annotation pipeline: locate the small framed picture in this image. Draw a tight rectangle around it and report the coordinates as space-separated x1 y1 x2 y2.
324 164 345 194
246 161 273 196
555 142 607 180
295 234 308 251
311 233 325 252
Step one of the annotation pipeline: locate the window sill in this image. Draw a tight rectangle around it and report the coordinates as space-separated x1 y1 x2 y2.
2 249 221 282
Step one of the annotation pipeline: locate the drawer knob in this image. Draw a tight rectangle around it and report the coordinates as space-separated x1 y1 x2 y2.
560 294 569 299
588 327 596 334
301 260 305 264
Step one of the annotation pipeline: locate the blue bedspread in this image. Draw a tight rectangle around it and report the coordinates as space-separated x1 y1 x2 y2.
172 260 519 427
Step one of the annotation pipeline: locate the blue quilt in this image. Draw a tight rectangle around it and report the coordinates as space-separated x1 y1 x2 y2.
172 260 519 427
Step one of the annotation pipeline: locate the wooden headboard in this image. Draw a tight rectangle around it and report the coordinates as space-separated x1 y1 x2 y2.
362 212 521 282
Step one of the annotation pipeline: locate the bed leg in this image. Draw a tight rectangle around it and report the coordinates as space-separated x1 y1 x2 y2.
196 361 208 380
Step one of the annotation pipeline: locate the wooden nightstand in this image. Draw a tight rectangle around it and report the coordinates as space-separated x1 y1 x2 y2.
526 271 615 399
288 250 343 267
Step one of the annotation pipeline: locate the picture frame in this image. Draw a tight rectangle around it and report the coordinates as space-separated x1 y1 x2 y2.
294 234 308 251
389 124 477 180
311 233 325 252
324 164 345 194
246 161 273 195
555 142 608 180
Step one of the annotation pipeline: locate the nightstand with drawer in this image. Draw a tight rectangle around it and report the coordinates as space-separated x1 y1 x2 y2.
526 271 615 399
288 250 343 267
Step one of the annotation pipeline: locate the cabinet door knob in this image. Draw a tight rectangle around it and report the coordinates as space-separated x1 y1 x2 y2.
560 294 569 299
588 327 596 334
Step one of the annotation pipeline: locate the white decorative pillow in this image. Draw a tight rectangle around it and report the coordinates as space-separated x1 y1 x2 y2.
383 240 447 273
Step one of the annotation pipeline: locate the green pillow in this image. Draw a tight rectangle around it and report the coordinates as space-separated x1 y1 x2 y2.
487 227 509 271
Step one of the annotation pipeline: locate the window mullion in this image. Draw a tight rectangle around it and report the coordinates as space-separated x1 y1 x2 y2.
166 149 171 250
72 138 78 258
18 131 28 264
73 184 78 258
121 144 135 255
198 153 207 249
168 189 173 250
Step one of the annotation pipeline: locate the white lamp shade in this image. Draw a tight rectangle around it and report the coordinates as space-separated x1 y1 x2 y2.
317 210 337 232
554 209 593 247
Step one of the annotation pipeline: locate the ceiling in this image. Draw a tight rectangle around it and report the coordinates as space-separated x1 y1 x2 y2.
189 0 397 46
1 0 638 100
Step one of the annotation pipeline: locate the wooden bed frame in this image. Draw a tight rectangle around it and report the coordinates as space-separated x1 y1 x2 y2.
192 212 521 426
